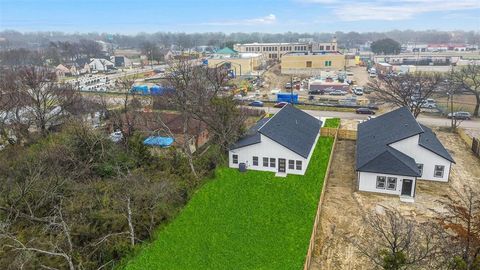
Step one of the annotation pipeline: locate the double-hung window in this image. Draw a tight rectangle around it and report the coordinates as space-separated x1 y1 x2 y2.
232 155 238 164
376 176 386 189
387 177 397 190
434 165 445 178
288 160 295 170
253 156 258 166
417 164 424 176
270 158 276 168
296 160 302 170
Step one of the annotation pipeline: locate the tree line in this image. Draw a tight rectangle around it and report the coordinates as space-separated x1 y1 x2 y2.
1 29 478 51
0 60 253 268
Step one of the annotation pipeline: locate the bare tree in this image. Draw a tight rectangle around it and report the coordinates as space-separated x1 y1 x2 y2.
437 186 480 269
367 72 443 118
352 207 442 270
14 66 81 136
450 64 480 117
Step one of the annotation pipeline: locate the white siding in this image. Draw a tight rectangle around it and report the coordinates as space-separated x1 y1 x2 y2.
358 171 416 197
228 133 319 175
389 135 451 182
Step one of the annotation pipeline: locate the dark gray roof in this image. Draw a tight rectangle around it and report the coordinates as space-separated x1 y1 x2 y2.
230 104 322 158
419 124 455 163
230 118 269 149
356 107 453 176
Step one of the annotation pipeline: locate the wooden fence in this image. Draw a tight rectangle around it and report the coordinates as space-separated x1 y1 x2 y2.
303 130 339 270
458 128 480 158
321 127 357 140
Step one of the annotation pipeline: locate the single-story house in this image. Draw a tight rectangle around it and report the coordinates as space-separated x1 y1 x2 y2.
88 58 115 72
229 104 322 176
356 107 454 200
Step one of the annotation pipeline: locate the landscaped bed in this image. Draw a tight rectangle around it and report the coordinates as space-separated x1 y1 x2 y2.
125 136 334 270
324 117 340 128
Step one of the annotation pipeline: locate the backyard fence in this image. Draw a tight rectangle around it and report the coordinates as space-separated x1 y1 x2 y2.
303 129 339 270
321 127 357 140
458 128 480 158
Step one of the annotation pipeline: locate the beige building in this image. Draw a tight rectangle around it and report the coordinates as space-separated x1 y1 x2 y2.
207 52 265 76
234 38 338 60
280 51 346 75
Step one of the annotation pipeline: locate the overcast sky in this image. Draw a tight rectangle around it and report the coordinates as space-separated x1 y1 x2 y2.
0 0 479 33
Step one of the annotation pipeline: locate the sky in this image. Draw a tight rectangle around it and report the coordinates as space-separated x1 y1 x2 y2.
0 0 479 34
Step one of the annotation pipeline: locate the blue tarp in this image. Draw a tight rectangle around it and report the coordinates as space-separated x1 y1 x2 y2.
277 92 299 104
143 136 174 147
150 85 175 95
131 85 149 95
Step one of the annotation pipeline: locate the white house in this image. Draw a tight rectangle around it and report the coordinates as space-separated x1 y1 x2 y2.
229 104 322 176
88 58 115 72
356 107 454 201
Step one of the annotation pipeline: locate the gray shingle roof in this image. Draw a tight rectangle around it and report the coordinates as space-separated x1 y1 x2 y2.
419 124 455 163
230 117 269 149
230 104 322 158
356 107 452 176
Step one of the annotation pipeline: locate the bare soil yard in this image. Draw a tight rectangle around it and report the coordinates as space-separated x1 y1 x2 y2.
309 130 480 270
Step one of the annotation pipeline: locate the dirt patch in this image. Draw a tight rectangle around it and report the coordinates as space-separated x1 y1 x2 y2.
309 131 480 270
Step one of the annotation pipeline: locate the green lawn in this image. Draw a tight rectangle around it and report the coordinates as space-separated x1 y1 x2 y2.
125 137 334 270
324 118 340 128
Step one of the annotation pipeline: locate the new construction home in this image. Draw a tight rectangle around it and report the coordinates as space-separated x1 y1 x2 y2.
229 104 322 175
356 107 454 201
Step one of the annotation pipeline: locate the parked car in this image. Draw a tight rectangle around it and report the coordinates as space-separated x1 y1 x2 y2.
363 87 374 94
353 86 364 95
356 108 376 115
274 102 288 108
249 101 264 107
329 90 347 96
447 111 471 120
308 89 325 95
284 82 292 89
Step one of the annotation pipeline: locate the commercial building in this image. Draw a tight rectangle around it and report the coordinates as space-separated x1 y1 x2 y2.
233 38 338 60
206 47 265 76
280 51 346 75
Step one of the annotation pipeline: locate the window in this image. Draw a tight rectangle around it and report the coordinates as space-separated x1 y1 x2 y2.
270 158 276 168
306 61 312 68
319 45 324 50
232 154 238 164
387 177 397 190
376 176 386 189
417 164 424 176
253 156 258 166
332 45 335 50
296 160 302 170
288 160 295 170
263 157 269 167
434 165 445 178
326 45 331 50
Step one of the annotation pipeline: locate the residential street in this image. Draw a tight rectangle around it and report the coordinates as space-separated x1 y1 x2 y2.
263 107 480 130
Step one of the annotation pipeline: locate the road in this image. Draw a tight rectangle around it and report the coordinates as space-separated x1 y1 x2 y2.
262 107 480 129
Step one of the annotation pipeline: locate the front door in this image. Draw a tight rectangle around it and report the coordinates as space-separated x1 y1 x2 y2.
401 179 413 196
278 158 286 173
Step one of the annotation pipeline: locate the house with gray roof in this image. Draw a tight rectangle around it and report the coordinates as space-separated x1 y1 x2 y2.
229 104 322 176
356 107 454 201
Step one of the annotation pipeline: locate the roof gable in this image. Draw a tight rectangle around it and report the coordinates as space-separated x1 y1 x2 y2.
356 107 425 175
230 105 321 158
418 124 455 163
258 104 321 158
358 147 421 177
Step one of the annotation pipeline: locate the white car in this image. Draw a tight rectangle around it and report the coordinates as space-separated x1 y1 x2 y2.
109 131 123 143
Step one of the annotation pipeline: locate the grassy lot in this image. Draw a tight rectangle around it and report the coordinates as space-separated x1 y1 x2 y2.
324 118 340 128
125 136 334 270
